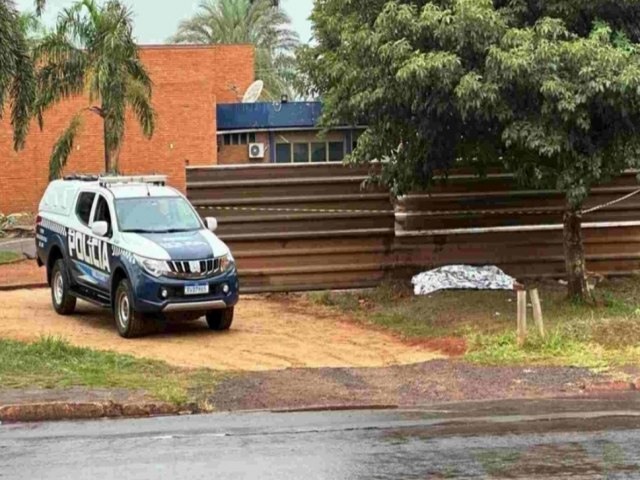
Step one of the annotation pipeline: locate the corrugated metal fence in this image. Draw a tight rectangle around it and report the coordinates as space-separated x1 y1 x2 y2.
187 165 640 292
187 164 395 293
395 172 640 279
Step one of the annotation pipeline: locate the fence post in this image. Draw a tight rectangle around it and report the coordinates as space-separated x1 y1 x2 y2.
530 289 545 338
517 290 527 346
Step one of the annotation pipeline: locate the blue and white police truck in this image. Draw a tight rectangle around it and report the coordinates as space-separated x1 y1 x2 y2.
35 175 239 338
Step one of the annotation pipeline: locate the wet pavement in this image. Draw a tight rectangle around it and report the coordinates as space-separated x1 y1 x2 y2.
2 395 640 479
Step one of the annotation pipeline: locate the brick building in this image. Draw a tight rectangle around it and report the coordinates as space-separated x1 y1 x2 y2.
216 101 364 165
0 44 255 214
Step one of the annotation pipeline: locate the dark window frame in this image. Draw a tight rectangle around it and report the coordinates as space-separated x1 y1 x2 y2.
293 143 310 163
275 143 292 163
75 192 96 226
311 142 327 163
328 141 345 162
92 195 113 237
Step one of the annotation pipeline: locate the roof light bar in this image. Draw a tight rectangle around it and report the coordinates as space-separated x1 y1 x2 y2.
98 175 167 187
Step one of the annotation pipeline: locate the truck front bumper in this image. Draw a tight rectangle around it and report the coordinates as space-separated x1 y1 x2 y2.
162 299 228 312
132 269 239 314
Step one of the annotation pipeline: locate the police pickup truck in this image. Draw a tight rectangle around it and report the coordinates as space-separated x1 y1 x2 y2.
35 175 239 338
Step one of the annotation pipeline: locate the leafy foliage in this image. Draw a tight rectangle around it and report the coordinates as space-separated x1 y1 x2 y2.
0 0 40 150
36 0 156 178
171 0 300 99
299 0 640 205
0 212 19 238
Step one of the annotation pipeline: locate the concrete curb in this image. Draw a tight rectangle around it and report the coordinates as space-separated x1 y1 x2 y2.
582 380 638 393
0 401 187 423
0 283 48 292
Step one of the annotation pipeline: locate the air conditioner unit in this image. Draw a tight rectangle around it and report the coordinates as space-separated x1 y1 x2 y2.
248 143 265 159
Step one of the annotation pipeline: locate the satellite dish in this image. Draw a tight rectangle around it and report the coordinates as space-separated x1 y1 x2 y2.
242 80 264 103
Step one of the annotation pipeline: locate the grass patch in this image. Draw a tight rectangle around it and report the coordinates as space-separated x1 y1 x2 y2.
0 336 223 406
0 251 21 264
308 277 640 367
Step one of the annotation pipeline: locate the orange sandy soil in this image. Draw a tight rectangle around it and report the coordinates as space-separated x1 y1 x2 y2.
0 289 443 371
0 260 45 288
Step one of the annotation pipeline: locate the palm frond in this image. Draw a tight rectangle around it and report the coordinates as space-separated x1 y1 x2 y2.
37 0 154 171
170 0 300 98
34 33 87 128
126 79 155 138
0 0 37 150
49 113 83 180
10 39 36 150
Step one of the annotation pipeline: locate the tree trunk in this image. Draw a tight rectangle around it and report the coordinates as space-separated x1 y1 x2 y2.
103 120 109 174
103 119 121 175
562 206 593 303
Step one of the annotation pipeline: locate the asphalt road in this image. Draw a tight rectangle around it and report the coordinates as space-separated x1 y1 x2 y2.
3 396 640 479
0 238 34 258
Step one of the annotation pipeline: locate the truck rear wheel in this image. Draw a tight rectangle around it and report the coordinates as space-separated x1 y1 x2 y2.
51 259 77 315
114 279 148 338
206 308 234 331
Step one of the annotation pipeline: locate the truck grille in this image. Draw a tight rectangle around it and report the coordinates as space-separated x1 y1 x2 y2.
166 258 221 279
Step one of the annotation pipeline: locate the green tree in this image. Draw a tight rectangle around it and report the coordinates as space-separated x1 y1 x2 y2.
0 0 45 150
36 0 156 179
171 0 299 100
299 0 640 302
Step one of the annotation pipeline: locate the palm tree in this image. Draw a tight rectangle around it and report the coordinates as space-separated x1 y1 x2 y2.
0 0 45 151
18 10 48 43
171 0 299 100
35 0 156 179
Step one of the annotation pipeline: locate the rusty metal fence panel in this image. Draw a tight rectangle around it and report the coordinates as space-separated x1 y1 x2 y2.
187 163 395 293
188 165 640 291
395 171 640 279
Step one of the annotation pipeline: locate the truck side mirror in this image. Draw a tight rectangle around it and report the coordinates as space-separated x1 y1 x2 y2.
91 221 109 237
205 217 218 232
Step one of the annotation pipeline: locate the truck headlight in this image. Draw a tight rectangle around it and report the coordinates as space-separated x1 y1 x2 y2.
134 255 171 278
219 253 236 273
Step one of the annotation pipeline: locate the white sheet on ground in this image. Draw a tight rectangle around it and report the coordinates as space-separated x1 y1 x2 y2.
412 265 515 296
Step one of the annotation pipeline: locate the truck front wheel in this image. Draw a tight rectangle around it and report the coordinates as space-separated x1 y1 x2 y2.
114 279 148 338
206 308 234 331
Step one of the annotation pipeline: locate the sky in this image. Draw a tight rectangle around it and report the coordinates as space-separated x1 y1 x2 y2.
15 0 315 44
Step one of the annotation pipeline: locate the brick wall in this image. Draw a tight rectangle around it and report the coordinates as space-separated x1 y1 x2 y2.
218 132 270 164
0 44 254 214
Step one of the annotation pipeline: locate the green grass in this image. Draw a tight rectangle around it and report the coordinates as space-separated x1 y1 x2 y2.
0 336 223 406
308 277 640 368
0 251 21 264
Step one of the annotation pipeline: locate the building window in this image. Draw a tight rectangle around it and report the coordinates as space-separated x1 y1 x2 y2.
274 140 346 163
293 143 309 163
311 143 327 163
328 142 344 162
352 130 364 152
276 143 292 163
223 133 256 146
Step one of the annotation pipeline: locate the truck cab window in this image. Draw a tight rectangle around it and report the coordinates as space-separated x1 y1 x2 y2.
93 196 113 237
75 192 96 226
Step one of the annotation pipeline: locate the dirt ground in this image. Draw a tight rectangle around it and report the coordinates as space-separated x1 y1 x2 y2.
0 260 44 288
0 289 443 371
208 360 605 411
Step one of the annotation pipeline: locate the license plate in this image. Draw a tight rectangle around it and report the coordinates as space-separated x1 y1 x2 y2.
184 284 209 296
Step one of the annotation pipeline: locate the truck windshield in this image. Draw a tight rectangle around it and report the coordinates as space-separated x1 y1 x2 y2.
116 197 202 233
